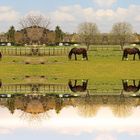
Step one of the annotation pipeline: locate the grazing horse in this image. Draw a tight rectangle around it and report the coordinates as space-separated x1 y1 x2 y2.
0 52 2 60
122 80 140 93
68 80 88 92
68 47 88 60
122 47 140 60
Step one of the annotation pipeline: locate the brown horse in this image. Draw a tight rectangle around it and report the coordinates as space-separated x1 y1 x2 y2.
68 48 88 60
0 52 2 60
122 47 140 60
122 80 140 93
68 80 88 92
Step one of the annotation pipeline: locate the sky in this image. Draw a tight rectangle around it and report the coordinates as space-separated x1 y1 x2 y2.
0 106 140 140
0 0 140 33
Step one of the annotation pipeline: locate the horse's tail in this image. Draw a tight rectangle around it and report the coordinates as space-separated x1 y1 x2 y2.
83 80 88 90
68 48 74 60
85 50 88 60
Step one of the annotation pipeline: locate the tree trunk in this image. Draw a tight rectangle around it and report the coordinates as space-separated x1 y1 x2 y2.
86 44 90 51
120 44 124 50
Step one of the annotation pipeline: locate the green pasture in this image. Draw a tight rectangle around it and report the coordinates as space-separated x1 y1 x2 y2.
0 47 140 84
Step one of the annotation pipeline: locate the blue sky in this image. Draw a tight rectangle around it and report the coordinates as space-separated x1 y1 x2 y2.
0 0 140 33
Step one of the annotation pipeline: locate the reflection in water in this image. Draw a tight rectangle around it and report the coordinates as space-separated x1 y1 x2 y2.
68 79 88 93
0 79 140 120
0 79 140 140
0 79 2 88
111 94 134 117
122 79 140 93
77 96 100 117
0 93 139 119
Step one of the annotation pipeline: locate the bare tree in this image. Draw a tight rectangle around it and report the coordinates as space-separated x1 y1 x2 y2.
111 22 133 50
77 22 100 50
19 14 50 29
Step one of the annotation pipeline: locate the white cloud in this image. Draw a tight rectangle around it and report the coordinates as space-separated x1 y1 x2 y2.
92 0 117 7
51 11 75 22
50 4 140 33
95 134 117 140
0 6 19 21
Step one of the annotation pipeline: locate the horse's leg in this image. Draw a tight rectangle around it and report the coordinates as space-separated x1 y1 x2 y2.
75 54 77 60
85 53 88 60
133 80 136 87
126 54 128 60
74 80 77 86
122 52 125 60
133 54 136 60
82 54 84 60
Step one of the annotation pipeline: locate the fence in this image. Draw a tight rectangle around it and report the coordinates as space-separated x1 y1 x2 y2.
0 83 124 95
0 46 124 57
0 47 73 56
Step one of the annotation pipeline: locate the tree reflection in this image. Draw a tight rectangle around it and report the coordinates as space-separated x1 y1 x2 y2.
111 94 134 118
77 96 100 117
0 82 140 121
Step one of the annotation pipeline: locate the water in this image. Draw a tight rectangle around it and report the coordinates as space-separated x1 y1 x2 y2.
0 79 140 140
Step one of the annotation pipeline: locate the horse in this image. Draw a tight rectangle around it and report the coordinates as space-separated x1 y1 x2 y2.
0 52 2 60
122 80 140 93
122 47 140 61
68 47 88 60
68 79 88 92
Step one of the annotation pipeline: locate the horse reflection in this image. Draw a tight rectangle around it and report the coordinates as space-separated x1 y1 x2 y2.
68 80 88 92
122 80 140 93
0 80 2 88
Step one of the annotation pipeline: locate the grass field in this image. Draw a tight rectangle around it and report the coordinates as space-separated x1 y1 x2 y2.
0 47 140 84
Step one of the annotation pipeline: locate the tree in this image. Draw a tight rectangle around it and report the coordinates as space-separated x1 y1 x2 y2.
55 26 63 44
19 14 50 45
77 22 100 50
111 22 133 50
7 26 15 43
19 14 50 29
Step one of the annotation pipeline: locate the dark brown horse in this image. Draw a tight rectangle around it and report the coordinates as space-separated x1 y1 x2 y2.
68 80 88 92
0 52 2 60
122 47 140 60
68 48 88 60
122 80 140 93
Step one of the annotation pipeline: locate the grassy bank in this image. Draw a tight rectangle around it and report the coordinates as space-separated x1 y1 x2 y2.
0 49 140 83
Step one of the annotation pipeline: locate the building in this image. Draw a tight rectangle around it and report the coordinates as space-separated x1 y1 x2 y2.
0 26 56 46
15 26 55 45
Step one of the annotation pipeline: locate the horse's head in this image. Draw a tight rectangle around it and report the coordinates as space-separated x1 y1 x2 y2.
68 48 75 60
